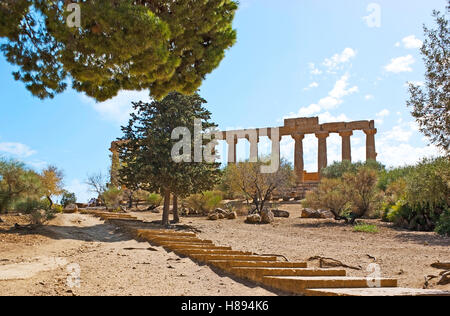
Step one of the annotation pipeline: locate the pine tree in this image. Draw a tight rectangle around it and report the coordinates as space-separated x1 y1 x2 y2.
0 0 237 101
117 92 221 226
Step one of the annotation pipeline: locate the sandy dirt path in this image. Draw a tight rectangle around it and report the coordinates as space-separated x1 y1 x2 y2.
133 204 450 291
0 214 275 296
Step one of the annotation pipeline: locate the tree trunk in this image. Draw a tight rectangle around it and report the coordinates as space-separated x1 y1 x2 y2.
173 195 179 223
162 190 171 227
46 196 53 209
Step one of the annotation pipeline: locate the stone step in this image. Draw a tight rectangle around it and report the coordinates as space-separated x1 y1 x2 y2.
174 249 253 256
136 229 197 238
263 276 398 295
156 240 216 246
209 260 308 270
231 267 346 283
163 244 233 251
144 236 213 245
191 254 278 263
304 287 450 297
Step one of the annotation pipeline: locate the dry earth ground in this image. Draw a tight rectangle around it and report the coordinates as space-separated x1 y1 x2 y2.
0 202 449 296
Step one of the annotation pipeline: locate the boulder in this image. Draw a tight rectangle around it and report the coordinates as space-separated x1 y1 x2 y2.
214 208 227 215
318 209 334 219
208 213 219 221
272 209 290 218
217 213 225 220
261 209 275 224
246 214 261 224
301 208 322 219
227 211 238 220
64 203 78 213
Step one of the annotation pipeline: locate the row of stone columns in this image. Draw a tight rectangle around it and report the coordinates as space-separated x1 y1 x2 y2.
226 128 377 180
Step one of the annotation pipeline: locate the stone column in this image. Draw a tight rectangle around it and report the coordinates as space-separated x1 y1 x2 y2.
315 132 329 172
227 136 238 164
292 133 305 183
339 130 353 162
269 133 282 161
246 131 259 163
109 142 120 187
364 129 377 161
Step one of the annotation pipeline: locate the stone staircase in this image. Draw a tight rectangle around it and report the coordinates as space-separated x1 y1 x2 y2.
80 210 450 296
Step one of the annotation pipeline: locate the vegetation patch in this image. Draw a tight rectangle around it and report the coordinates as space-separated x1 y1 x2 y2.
353 223 378 233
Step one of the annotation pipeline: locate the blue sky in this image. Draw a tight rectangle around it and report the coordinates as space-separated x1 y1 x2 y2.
0 0 447 202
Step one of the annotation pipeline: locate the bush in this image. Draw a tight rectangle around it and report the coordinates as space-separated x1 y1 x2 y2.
13 198 55 225
343 167 382 223
303 178 350 221
102 187 123 210
435 208 450 236
14 198 50 213
52 204 64 213
184 191 223 215
385 158 449 232
147 193 163 210
29 209 56 225
321 160 385 179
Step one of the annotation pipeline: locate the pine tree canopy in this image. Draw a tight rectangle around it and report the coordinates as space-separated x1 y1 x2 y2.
0 0 238 101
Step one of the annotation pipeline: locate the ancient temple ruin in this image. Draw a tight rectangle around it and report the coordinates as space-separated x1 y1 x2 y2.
110 117 377 188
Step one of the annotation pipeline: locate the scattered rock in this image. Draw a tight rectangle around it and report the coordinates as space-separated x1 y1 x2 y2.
214 208 227 215
217 213 225 220
301 208 322 219
208 213 219 221
301 208 334 219
261 209 275 224
246 214 261 224
318 209 334 219
227 211 238 220
272 210 290 218
64 204 78 213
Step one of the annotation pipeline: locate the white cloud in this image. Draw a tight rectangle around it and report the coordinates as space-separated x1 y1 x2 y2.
376 109 390 117
365 94 374 100
318 112 350 123
384 55 415 73
65 179 95 204
308 63 322 75
323 48 357 72
81 90 152 125
288 74 358 118
401 35 423 49
304 82 319 90
0 142 36 158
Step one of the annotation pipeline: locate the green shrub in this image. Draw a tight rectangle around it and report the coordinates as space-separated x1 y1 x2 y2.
14 198 50 213
353 223 378 233
102 187 123 210
52 204 64 213
378 166 414 191
29 209 56 225
404 158 449 211
184 191 223 215
13 198 55 225
321 160 385 179
435 208 450 236
147 193 163 210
